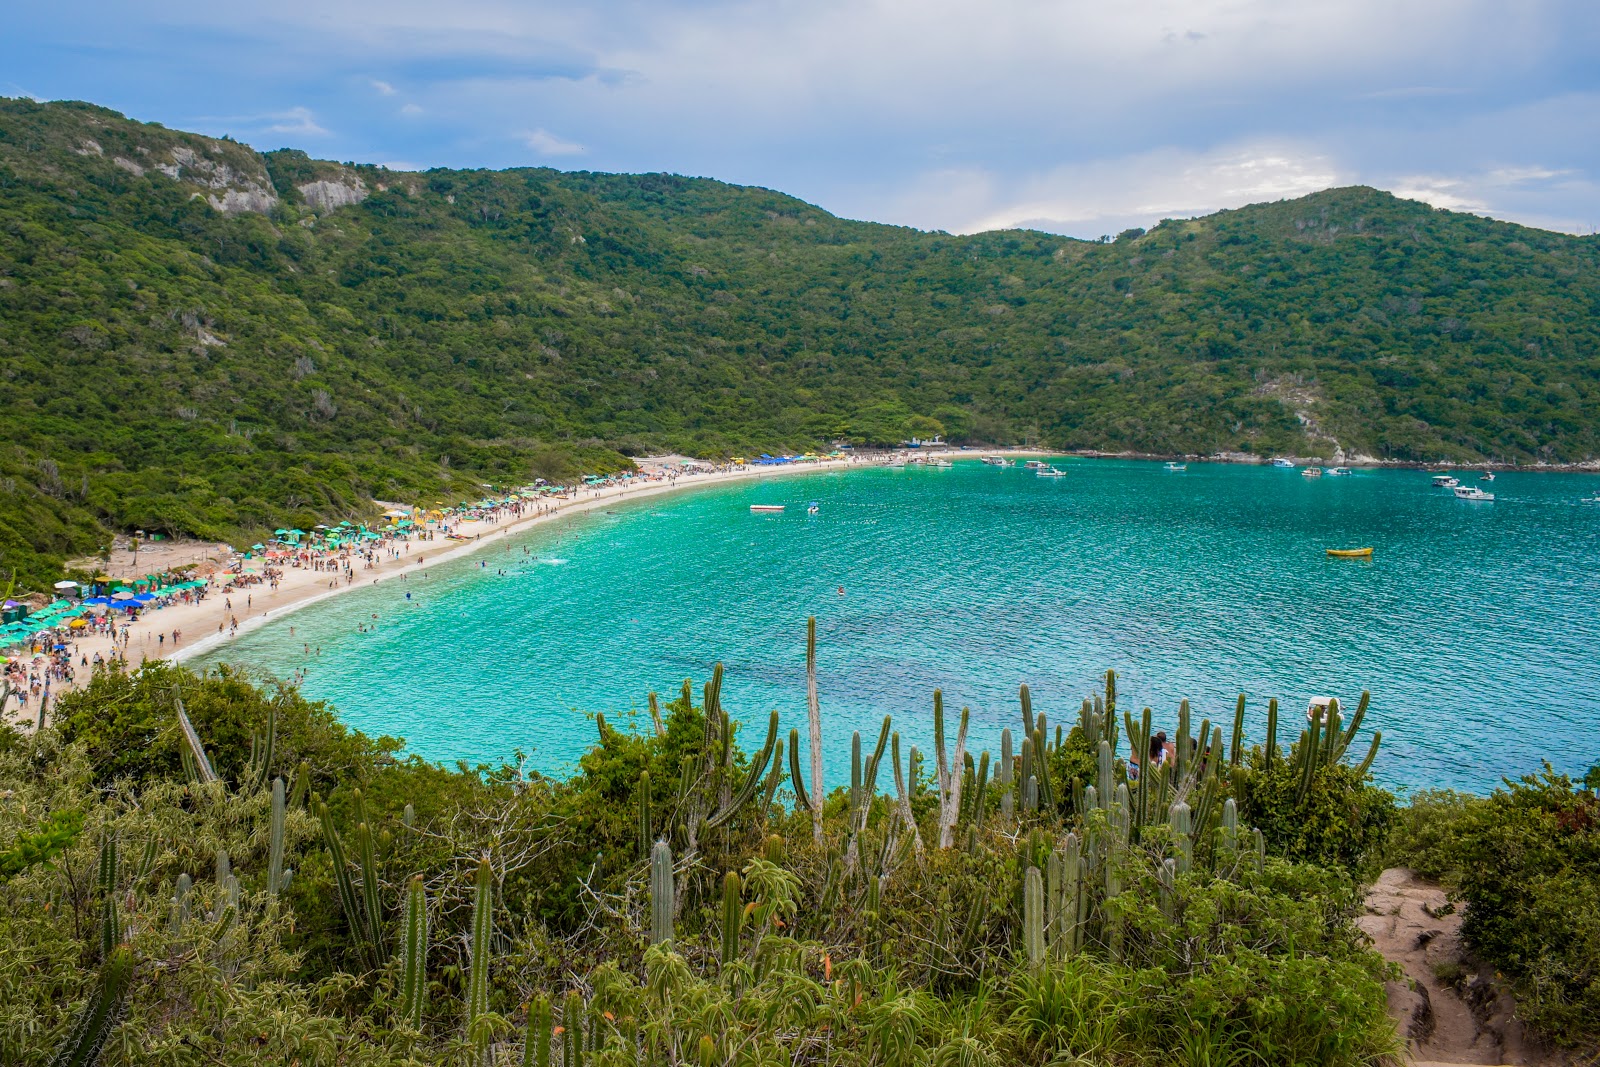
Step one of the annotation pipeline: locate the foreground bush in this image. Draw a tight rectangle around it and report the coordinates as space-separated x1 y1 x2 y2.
0 659 1400 1066
1392 767 1600 1051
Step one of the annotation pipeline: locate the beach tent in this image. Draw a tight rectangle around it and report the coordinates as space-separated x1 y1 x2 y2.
110 591 135 601
54 580 79 591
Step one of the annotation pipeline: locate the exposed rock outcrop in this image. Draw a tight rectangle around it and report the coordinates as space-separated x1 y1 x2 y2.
298 178 367 214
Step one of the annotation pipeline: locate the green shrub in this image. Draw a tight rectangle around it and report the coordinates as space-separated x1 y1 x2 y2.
1231 749 1397 877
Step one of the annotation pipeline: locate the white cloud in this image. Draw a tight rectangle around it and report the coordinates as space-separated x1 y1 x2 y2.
266 106 329 136
370 79 397 95
877 141 1344 237
400 102 423 116
523 127 585 156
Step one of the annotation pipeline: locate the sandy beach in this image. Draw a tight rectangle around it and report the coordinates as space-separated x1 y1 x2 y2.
4 448 1044 727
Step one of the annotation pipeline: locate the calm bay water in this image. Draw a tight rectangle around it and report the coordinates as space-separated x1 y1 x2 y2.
196 461 1600 795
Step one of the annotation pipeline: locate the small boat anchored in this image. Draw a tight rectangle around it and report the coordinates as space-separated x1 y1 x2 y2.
1453 485 1494 502
1272 457 1296 468
1431 474 1460 489
982 456 1011 467
807 502 819 515
749 504 785 513
1301 466 1323 478
1326 547 1374 558
1164 462 1187 472
1325 466 1352 476
1036 466 1067 478
1482 471 1496 482
1024 460 1046 470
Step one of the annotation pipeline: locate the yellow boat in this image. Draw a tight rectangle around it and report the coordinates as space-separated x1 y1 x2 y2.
1326 547 1373 558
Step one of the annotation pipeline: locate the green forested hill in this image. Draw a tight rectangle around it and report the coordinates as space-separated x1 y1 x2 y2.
2 98 1598 588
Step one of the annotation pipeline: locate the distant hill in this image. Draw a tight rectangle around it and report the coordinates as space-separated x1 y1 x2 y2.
1 98 1597 588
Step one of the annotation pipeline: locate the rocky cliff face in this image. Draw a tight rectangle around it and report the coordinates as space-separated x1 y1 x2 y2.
297 177 367 214
0 99 389 218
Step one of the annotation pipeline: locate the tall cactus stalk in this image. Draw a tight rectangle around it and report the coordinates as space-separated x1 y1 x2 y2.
636 771 651 860
96 833 120 959
355 822 386 961
720 870 743 967
1022 865 1045 966
1229 694 1246 768
267 777 287 897
1175 699 1190 783
562 992 584 1067
170 873 192 934
398 875 428 1031
650 840 674 945
889 733 925 859
465 858 493 1054
1264 697 1280 767
49 943 133 1067
1171 801 1193 876
804 616 825 847
933 691 970 849
173 696 217 785
706 709 779 830
316 800 378 972
251 695 279 792
999 729 1014 821
524 993 552 1067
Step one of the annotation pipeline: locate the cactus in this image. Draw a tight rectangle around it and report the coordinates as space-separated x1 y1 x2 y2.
1022 865 1045 965
172 695 218 786
251 695 278 792
49 943 132 1067
1019 737 1034 807
1096 740 1112 811
170 873 192 934
267 777 287 897
970 751 991 833
720 870 743 967
650 840 674 945
1220 797 1239 860
1229 694 1246 767
1061 832 1083 956
759 736 786 819
889 733 925 858
1023 775 1039 812
1355 731 1383 777
523 992 552 1067
396 874 429 1030
1175 699 1191 783
562 991 584 1067
787 727 812 815
1264 697 1280 767
850 731 863 819
1253 827 1266 874
932 690 971 849
289 761 311 808
707 710 780 830
317 800 378 972
1171 801 1193 875
95 834 120 959
1032 725 1056 810
804 616 825 846
1336 691 1371 762
355 821 387 960
636 772 651 859
647 690 665 739
465 858 493 1052
999 728 1015 821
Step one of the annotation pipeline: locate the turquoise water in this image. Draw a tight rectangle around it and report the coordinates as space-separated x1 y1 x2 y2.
196 461 1600 795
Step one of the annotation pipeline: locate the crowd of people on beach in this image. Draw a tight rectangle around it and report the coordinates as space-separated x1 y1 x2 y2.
2 451 893 726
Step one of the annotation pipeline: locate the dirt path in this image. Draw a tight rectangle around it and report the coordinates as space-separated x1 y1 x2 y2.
1360 868 1553 1066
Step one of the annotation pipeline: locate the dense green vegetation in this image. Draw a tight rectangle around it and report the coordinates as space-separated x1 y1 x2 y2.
3 98 1599 589
1 656 1412 1066
1391 768 1600 1049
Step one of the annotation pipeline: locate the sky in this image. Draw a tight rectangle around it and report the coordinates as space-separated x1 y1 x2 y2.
5 0 1598 238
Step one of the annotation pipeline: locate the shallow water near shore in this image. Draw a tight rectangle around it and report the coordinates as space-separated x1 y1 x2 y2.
195 460 1600 795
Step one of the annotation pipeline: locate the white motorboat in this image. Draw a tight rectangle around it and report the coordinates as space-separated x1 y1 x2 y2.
1302 466 1323 478
1453 485 1494 501
1326 466 1352 476
1024 460 1046 470
1164 462 1187 471
1482 471 1496 482
1431 474 1460 488
927 458 953 468
982 456 1011 467
1036 466 1067 478
1272 458 1296 468
749 504 785 513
